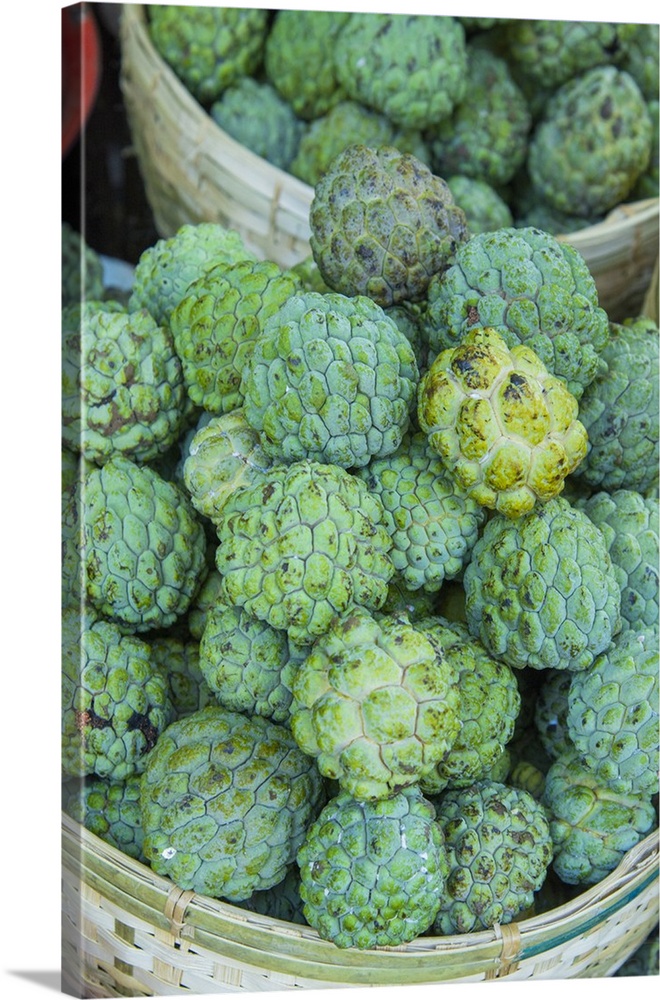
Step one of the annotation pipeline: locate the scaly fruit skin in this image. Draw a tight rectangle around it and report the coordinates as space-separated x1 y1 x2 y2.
210 77 305 171
61 607 173 780
182 410 273 526
148 4 269 105
289 608 460 801
240 291 419 470
62 222 104 308
150 635 215 721
333 13 467 131
463 498 622 671
82 457 207 633
357 431 487 592
416 618 520 794
504 19 637 90
214 460 394 645
433 780 553 934
298 787 447 948
289 100 429 188
417 328 588 518
62 305 188 465
243 867 307 926
619 23 660 102
170 259 301 415
541 749 657 885
566 628 659 798
309 144 468 308
64 774 145 860
129 223 256 328
140 706 325 902
199 602 309 724
575 490 659 631
572 319 660 495
264 10 351 121
446 175 513 236
527 66 652 218
422 226 610 399
428 47 531 188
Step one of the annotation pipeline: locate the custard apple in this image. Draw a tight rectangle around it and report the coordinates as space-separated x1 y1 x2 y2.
527 66 652 218
571 318 660 495
150 634 215 721
446 175 514 236
148 4 269 104
533 669 574 762
61 606 173 780
432 780 553 934
417 327 588 518
64 774 145 860
81 456 207 632
240 291 419 469
565 627 659 798
140 706 325 901
289 607 460 801
575 490 659 631
297 787 448 948
62 221 104 308
422 226 610 399
427 46 531 188
169 257 301 414
210 77 305 171
129 222 256 327
463 497 622 671
542 748 657 885
309 144 468 308
416 618 520 794
62 303 188 465
333 13 468 130
356 431 487 592
214 459 394 644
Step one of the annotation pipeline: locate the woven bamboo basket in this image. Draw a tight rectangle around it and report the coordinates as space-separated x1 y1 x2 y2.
61 811 658 996
118 3 659 322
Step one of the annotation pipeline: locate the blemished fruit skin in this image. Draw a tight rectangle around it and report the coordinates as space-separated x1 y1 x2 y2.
264 9 351 121
565 627 659 798
416 618 521 794
240 291 419 469
149 635 216 721
62 305 188 465
572 318 660 496
357 431 487 593
575 490 659 631
139 706 325 901
61 607 173 781
148 4 269 105
428 47 531 188
214 460 394 645
182 409 273 526
446 175 514 236
64 774 145 860
297 787 448 948
289 607 460 801
541 749 657 885
333 13 468 131
169 259 302 414
199 602 308 724
422 226 610 400
81 456 208 633
463 497 622 672
527 66 652 218
417 328 588 519
309 144 468 308
533 669 574 762
129 223 257 328
432 780 553 934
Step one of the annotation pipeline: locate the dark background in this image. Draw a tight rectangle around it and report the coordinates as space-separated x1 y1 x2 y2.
62 2 160 266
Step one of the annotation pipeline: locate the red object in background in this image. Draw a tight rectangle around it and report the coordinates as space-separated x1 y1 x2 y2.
62 3 102 158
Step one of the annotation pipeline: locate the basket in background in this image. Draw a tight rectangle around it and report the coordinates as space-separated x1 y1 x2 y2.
61 810 658 997
118 4 659 322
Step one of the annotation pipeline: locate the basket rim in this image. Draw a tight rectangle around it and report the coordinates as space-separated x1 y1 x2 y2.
62 807 659 962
